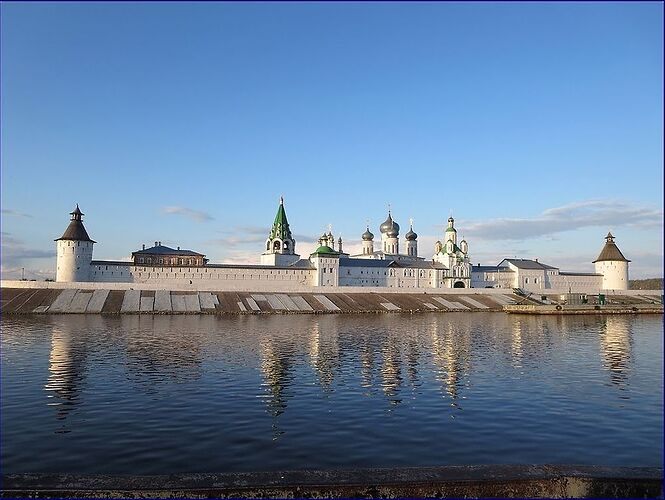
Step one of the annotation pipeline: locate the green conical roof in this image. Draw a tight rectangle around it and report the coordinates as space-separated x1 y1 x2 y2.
269 197 293 241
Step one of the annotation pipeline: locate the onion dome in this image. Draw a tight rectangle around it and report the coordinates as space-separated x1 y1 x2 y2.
362 226 374 241
405 225 417 241
445 216 457 232
380 212 400 236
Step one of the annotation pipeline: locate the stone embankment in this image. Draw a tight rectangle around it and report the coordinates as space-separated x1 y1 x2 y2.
1 287 516 315
2 465 662 498
2 284 662 316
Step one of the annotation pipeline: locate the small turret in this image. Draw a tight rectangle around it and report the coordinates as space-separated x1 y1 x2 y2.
405 218 418 257
361 224 374 255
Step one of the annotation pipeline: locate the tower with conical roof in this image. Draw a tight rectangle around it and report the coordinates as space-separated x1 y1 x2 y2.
55 204 96 282
593 232 630 290
260 197 300 266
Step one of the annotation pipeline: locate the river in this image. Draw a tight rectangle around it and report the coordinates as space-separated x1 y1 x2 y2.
1 313 662 473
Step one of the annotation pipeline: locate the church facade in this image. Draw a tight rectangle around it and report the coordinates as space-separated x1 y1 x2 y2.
53 200 630 292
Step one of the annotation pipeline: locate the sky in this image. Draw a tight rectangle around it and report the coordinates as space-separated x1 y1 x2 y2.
1 2 663 280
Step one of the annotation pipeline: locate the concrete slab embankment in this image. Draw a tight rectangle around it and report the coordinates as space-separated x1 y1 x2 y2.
1 465 662 498
3 287 662 316
2 287 513 315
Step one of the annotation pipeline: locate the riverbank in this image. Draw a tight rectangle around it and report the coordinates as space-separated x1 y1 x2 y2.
505 304 664 315
2 465 662 498
1 287 512 314
2 286 662 315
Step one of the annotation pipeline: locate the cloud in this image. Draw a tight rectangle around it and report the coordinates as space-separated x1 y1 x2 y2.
462 200 663 241
1 233 55 279
161 206 213 222
1 209 32 218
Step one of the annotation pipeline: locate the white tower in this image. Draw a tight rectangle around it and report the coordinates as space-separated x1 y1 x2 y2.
55 204 95 282
593 232 630 290
361 225 374 255
379 209 399 255
405 219 418 257
261 197 300 266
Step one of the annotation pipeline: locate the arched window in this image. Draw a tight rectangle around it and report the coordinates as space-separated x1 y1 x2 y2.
273 240 281 251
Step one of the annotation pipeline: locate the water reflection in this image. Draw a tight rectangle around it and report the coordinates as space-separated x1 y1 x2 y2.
380 332 402 403
44 320 89 425
429 320 471 404
308 319 340 392
121 316 203 389
39 313 639 431
259 337 293 420
599 316 632 389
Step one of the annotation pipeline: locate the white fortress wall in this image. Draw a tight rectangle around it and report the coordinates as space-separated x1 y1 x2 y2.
2 279 542 295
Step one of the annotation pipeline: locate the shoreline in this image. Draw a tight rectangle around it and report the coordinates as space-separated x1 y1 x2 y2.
2 465 662 498
1 286 661 316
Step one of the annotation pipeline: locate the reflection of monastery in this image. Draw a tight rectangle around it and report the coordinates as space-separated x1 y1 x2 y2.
55 200 629 292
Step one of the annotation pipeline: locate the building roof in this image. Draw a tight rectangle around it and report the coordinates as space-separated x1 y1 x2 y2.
593 233 630 263
473 265 510 272
132 245 204 257
500 258 558 270
559 272 603 276
56 220 96 242
311 245 340 256
269 197 294 242
341 258 396 268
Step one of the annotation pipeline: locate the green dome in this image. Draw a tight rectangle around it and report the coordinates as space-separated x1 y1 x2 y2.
445 226 457 232
312 245 338 255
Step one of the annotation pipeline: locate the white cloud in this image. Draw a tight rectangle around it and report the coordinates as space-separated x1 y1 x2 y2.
161 206 214 222
1 209 32 218
461 200 663 241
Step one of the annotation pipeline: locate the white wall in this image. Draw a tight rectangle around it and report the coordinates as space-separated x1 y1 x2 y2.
56 240 93 282
595 261 629 290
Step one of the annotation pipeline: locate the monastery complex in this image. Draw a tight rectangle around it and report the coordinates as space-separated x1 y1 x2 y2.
54 199 630 293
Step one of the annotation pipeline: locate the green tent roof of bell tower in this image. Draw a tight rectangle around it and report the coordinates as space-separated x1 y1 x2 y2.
269 197 293 241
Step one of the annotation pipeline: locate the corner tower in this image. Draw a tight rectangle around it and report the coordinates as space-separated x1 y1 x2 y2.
593 232 630 290
261 197 300 266
55 204 95 282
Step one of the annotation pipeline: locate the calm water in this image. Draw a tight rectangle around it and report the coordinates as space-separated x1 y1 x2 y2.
1 313 662 474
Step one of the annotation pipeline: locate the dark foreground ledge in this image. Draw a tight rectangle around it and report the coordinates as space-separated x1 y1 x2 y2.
2 465 663 498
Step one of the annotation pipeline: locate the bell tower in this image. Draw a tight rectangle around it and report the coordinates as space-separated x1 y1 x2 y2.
261 197 300 266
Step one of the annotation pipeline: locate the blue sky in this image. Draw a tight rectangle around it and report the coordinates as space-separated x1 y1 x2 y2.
2 2 663 279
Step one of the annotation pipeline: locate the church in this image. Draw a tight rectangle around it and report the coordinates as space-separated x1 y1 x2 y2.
53 199 629 292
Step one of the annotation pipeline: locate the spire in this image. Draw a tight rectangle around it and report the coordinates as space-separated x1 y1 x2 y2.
268 197 293 241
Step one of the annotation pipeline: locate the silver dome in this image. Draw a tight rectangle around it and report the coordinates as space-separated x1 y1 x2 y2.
362 227 374 241
380 213 400 237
